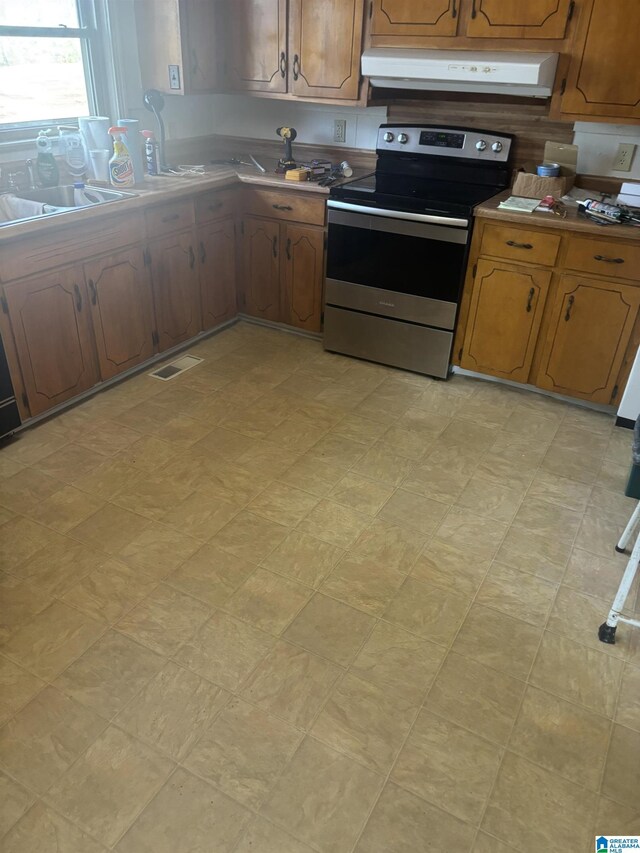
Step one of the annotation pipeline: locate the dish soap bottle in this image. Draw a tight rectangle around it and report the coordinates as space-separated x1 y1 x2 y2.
35 130 59 188
107 126 135 187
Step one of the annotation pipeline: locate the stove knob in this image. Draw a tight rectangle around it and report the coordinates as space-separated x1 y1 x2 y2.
476 139 487 152
491 141 503 153
397 133 409 144
383 131 395 143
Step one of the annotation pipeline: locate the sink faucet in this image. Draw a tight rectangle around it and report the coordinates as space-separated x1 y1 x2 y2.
25 159 37 189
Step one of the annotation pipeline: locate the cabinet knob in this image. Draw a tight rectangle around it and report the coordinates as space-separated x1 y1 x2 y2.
292 54 300 81
280 51 287 78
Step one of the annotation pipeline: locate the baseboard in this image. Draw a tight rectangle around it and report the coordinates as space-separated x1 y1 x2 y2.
616 416 635 430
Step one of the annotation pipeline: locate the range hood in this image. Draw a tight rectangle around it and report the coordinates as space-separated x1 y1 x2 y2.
362 49 559 98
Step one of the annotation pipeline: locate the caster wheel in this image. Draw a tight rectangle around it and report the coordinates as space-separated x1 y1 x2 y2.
615 545 626 553
598 622 617 644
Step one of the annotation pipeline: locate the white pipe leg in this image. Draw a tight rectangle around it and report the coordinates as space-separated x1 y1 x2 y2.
616 501 640 552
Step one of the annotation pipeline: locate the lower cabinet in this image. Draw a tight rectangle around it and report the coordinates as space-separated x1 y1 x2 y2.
84 247 156 380
460 259 550 383
240 216 282 322
198 217 238 330
535 275 640 404
149 230 202 351
3 266 98 416
282 223 324 333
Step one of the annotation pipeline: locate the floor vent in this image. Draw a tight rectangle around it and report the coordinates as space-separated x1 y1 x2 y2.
149 354 203 381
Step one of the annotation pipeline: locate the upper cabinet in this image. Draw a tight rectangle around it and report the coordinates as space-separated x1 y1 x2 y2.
555 0 640 122
369 0 574 45
135 0 225 94
227 0 366 101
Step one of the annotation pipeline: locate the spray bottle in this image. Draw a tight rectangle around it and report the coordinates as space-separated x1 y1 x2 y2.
107 126 135 187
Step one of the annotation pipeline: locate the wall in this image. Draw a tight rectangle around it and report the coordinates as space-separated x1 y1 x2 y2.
573 122 640 181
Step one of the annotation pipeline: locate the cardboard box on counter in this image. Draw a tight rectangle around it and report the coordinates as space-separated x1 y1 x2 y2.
512 140 578 199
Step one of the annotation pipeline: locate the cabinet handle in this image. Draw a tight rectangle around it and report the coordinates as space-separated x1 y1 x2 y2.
471 0 477 18
272 203 293 211
161 213 180 223
292 54 300 81
208 202 223 212
564 294 575 322
506 240 533 250
279 51 287 78
594 254 624 264
88 279 97 305
189 246 195 269
199 241 206 263
286 238 292 260
272 236 278 258
526 287 535 313
451 0 457 17
73 283 82 311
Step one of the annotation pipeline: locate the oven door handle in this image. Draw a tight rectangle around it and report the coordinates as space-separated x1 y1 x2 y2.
327 199 469 229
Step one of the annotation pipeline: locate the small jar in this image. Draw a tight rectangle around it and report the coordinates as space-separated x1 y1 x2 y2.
536 163 561 177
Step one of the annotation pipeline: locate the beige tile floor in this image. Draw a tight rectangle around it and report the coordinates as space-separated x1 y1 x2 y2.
1 320 640 852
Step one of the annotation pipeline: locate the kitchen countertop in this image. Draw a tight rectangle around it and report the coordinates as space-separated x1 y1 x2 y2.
475 188 640 242
0 157 367 245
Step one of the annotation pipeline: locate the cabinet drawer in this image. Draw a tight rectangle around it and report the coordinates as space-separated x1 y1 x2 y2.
480 225 561 267
145 199 194 238
244 189 326 226
195 188 237 224
564 237 640 281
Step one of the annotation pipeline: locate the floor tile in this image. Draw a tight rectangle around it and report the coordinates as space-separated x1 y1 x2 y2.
541 445 601 485
175 611 274 691
509 685 610 790
351 445 416 486
350 519 426 574
279 454 346 497
320 552 405 616
116 584 210 656
0 516 61 573
62 558 157 624
261 737 382 853
471 832 514 853
601 724 640 810
297 499 370 549
511 496 583 547
69 504 151 555
496 526 571 583
411 539 491 599
76 419 142 457
530 632 623 717
329 473 394 516
0 771 36 838
475 563 558 626
402 457 472 504
392 709 502 824
355 782 475 853
0 657 45 727
165 542 255 608
378 489 449 536
111 475 194 522
331 413 389 445
9 535 103 597
455 475 524 523
426 652 525 745
224 568 311 635
114 434 176 473
262 530 344 588
236 817 316 853
74 458 145 501
241 640 341 729
434 509 508 561
212 511 288 563
0 576 52 643
547 586 630 660
384 577 470 646
575 505 625 559
2 802 108 853
312 673 417 773
116 661 228 761
184 697 302 809
616 663 640 732
594 795 640 836
378 424 433 460
46 726 174 847
0 468 63 514
26 485 104 534
115 523 201 581
452 604 543 680
527 470 592 513
284 594 375 666
0 685 105 795
54 629 163 719
160 492 239 541
247 482 319 527
482 752 596 852
1 601 104 681
310 434 367 468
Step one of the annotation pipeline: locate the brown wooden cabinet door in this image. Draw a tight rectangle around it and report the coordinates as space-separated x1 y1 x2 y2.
149 230 202 352
371 0 460 38
559 0 640 120
240 217 281 322
180 0 224 93
536 275 640 404
460 260 551 383
3 266 98 416
226 0 287 93
282 224 324 332
83 247 156 381
289 0 364 100
198 218 237 330
465 0 572 39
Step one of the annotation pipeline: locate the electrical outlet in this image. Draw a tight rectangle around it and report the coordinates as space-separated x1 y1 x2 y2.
614 142 636 172
333 119 347 144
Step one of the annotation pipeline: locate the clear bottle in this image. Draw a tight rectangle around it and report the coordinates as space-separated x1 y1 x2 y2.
35 130 59 188
107 126 135 187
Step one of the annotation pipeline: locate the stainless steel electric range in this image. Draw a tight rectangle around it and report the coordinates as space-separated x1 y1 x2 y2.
324 124 514 379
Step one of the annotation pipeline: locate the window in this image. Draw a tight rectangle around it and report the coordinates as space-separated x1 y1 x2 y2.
0 0 109 130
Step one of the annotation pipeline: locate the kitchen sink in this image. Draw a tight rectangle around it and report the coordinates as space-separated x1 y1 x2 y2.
0 184 136 227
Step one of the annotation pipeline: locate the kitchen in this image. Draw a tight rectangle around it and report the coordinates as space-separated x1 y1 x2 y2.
1 2 639 851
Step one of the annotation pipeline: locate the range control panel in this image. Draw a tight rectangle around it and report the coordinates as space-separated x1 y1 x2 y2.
377 125 513 163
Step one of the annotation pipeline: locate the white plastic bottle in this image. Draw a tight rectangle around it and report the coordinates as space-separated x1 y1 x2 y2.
107 126 135 187
73 181 100 207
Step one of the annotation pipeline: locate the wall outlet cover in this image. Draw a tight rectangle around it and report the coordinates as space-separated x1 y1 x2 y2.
614 142 636 172
333 119 347 144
